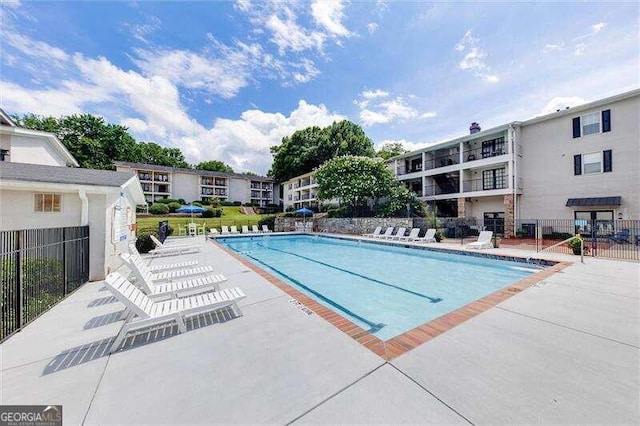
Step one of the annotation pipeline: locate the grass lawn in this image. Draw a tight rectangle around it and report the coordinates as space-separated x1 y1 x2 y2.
136 206 273 232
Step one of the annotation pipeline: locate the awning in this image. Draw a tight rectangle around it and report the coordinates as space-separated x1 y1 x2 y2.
566 196 622 207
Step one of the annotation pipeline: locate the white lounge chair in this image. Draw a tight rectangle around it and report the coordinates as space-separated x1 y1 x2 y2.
467 231 494 249
197 223 206 235
414 228 437 243
398 228 420 241
241 225 250 234
221 226 230 235
387 227 407 240
119 255 225 301
123 250 198 273
230 226 239 234
208 228 220 238
375 227 394 239
262 225 273 233
251 225 261 233
150 235 201 252
363 226 382 238
105 272 244 352
121 253 215 283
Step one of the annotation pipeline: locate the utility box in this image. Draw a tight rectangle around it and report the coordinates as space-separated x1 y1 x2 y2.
158 221 169 243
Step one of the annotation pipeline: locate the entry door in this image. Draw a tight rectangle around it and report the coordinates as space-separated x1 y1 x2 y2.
484 212 505 235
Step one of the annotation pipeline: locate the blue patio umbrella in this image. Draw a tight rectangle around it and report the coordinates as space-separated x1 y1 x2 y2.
176 204 206 223
295 207 314 216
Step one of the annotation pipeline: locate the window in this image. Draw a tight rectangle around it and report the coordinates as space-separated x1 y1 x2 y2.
481 137 505 158
34 193 62 213
0 149 8 161
572 109 611 138
573 150 612 175
482 168 507 190
581 112 600 136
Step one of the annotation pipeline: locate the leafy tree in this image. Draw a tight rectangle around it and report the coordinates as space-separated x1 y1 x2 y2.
315 156 397 216
376 142 409 160
137 142 188 168
195 160 234 173
377 183 425 217
269 120 375 183
242 171 258 176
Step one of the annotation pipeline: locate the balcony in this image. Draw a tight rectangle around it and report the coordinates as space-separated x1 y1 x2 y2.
463 178 508 192
424 152 459 171
424 184 459 196
463 146 506 163
154 174 169 182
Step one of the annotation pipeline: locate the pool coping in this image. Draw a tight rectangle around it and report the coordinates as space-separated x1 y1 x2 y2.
210 234 572 361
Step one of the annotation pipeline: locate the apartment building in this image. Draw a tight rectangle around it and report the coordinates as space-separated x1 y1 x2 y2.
114 162 277 206
281 171 319 210
389 89 639 236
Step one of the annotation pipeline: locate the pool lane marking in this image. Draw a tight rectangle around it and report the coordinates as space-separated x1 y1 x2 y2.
256 242 443 303
226 245 385 333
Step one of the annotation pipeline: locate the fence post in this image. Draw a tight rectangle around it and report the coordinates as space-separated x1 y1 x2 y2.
16 230 23 331
535 219 539 252
62 227 68 296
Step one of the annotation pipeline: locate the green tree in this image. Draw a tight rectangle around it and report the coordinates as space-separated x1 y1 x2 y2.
195 160 234 173
269 120 375 183
137 142 189 168
315 156 396 216
376 142 409 160
377 183 425 217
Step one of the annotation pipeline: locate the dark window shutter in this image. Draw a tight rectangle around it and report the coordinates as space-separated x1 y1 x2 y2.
602 109 611 132
603 150 612 172
574 155 582 175
572 117 581 138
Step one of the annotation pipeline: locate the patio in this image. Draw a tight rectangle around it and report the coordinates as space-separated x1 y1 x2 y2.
1 236 638 424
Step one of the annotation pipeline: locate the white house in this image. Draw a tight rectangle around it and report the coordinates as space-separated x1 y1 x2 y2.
0 109 145 280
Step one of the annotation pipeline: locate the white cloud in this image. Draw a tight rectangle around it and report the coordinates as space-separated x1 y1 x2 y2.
3 31 69 63
311 0 351 37
541 96 587 114
376 138 425 153
366 22 378 34
543 43 564 53
355 91 435 126
454 29 499 83
265 11 326 55
361 89 389 99
122 15 161 43
574 43 586 56
591 22 606 33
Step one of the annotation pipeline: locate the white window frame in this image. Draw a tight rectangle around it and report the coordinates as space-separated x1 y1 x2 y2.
582 152 602 175
34 193 63 213
581 112 601 136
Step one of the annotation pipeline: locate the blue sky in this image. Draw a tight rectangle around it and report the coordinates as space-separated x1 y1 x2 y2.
1 1 638 174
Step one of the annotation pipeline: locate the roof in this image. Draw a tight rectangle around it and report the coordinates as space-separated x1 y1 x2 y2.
0 121 79 167
113 161 274 182
0 162 137 187
566 196 622 207
0 108 17 127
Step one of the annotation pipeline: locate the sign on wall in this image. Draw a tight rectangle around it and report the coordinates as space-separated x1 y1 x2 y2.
112 192 130 243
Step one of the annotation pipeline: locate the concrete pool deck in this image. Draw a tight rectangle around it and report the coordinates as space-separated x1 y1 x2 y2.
1 235 638 424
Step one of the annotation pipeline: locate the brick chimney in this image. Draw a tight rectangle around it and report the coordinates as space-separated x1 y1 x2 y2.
470 122 481 134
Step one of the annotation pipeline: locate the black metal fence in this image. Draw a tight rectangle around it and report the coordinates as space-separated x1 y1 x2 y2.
1 226 89 342
435 217 639 261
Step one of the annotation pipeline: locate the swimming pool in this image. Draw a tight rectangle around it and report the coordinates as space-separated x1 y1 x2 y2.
218 235 540 340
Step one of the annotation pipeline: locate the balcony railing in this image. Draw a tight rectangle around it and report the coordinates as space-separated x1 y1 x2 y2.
424 183 459 196
463 146 507 163
424 153 460 171
463 178 507 192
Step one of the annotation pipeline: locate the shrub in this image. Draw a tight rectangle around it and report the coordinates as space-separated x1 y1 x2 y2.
177 199 186 205
191 201 203 207
258 215 276 229
149 203 170 215
220 200 235 206
199 199 211 206
156 198 178 204
567 236 588 255
434 230 445 242
232 201 242 206
285 206 295 213
168 202 182 213
327 206 347 218
209 197 220 208
201 207 222 218
135 229 156 254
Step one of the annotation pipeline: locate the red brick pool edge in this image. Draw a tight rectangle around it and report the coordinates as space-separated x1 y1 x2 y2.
211 238 571 361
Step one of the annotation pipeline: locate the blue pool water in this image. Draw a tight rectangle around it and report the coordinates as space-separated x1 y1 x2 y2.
219 235 539 340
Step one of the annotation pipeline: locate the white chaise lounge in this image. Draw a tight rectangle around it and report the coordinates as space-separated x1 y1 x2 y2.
221 226 230 235
241 225 250 234
261 225 273 233
150 235 201 253
127 246 198 272
230 226 239 234
363 226 382 238
467 231 494 249
414 228 437 243
375 227 394 239
105 272 245 352
398 228 420 241
121 253 215 283
251 225 261 233
387 227 407 240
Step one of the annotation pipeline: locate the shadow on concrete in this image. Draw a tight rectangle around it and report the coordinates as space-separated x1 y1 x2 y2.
87 296 118 307
84 311 126 330
43 307 238 375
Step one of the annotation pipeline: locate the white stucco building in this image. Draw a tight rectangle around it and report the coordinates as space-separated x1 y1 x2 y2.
388 89 639 236
0 110 145 280
114 162 278 207
281 171 319 210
